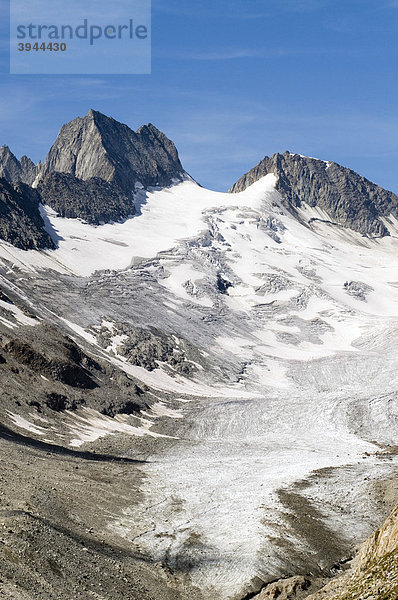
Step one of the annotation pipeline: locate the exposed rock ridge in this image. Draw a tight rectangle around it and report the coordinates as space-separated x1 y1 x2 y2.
40 110 184 188
229 151 398 237
0 146 38 185
0 178 55 250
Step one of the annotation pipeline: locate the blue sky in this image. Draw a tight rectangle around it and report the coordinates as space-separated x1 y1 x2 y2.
0 0 398 191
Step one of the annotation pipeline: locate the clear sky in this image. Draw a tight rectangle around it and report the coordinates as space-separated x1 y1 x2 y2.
0 0 397 192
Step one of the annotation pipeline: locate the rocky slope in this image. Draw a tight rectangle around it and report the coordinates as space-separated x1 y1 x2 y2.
38 172 134 224
0 288 150 420
0 178 54 249
305 503 398 600
229 151 398 237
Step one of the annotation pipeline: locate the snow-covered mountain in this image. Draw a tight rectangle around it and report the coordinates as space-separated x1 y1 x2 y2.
230 150 398 237
0 113 397 600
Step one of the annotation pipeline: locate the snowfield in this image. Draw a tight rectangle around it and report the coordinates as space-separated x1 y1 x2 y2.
2 175 398 599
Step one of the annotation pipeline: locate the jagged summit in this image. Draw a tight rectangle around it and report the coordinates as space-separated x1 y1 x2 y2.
36 109 186 225
0 145 37 186
40 109 185 193
230 150 398 237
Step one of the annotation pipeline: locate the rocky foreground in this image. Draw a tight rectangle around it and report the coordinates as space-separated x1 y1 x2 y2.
253 499 398 599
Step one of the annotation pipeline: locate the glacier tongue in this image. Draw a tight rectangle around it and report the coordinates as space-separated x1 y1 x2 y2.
1 174 398 598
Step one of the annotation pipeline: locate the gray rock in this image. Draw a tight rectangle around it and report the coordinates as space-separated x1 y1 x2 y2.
96 322 196 375
38 172 135 225
0 146 37 185
40 109 185 195
19 155 38 185
0 178 55 250
229 151 398 237
343 280 374 302
254 575 318 600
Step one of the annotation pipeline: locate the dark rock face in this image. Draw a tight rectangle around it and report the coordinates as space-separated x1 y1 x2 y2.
3 338 98 389
216 273 232 295
229 152 398 237
45 392 74 412
0 146 37 185
0 178 55 250
40 109 185 195
39 172 135 225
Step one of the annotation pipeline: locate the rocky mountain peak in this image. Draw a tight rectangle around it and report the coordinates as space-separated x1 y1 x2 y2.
40 110 185 193
0 145 37 186
36 110 186 225
230 151 398 237
0 111 187 248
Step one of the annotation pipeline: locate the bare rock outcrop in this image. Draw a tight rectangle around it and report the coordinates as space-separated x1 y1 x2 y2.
0 178 55 250
0 146 38 185
38 172 134 225
253 575 317 600
40 109 185 195
229 152 398 237
305 505 398 599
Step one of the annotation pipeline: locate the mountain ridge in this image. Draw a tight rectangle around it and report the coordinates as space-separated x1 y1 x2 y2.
0 145 38 186
0 111 187 246
229 151 398 237
0 112 398 249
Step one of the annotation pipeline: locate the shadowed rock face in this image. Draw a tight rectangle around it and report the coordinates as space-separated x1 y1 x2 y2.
0 146 37 186
229 151 398 237
40 109 185 194
0 178 55 250
38 172 135 225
